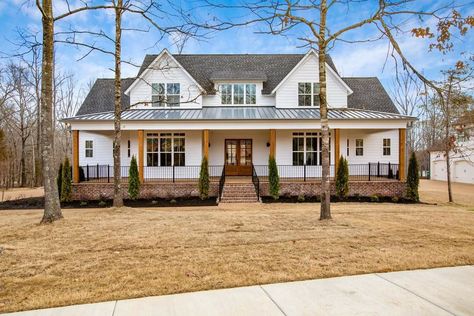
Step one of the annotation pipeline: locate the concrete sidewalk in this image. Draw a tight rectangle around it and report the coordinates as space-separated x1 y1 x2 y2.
7 266 474 316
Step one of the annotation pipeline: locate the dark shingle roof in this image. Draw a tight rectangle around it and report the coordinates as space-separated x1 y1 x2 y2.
75 78 135 116
343 77 399 114
75 56 399 116
138 54 338 95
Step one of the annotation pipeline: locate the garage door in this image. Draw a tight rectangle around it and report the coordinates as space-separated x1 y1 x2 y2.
432 161 447 181
454 161 474 184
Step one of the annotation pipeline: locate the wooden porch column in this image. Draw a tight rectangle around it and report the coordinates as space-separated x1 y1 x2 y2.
202 129 209 160
399 128 406 181
334 129 340 173
138 130 144 183
72 130 79 183
269 129 276 159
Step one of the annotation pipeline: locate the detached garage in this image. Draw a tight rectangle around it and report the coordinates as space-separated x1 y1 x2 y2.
430 150 474 184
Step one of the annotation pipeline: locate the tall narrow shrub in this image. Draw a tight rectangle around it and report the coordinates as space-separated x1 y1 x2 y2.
335 156 349 199
128 155 140 200
60 157 72 202
268 156 280 200
406 152 419 201
198 157 209 200
57 162 63 197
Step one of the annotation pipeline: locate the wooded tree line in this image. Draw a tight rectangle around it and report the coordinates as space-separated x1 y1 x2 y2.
0 49 81 190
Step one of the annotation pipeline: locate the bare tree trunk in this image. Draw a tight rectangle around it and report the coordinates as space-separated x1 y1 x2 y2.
113 0 124 207
445 75 453 203
40 0 62 223
319 0 331 220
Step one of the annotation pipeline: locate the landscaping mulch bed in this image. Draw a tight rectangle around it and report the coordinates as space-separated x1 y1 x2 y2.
262 195 415 204
0 197 216 210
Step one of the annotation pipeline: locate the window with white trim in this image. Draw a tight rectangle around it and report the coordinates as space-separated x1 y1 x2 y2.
219 84 257 105
85 140 93 158
146 133 185 167
298 82 320 106
355 139 364 156
346 139 350 156
151 83 180 107
127 140 131 158
383 138 391 156
292 132 330 166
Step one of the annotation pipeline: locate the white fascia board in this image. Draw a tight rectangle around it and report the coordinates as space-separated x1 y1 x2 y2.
70 119 409 131
124 49 204 95
270 49 353 95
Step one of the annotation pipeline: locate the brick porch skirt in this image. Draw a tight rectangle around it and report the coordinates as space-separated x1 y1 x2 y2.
72 182 218 201
259 181 406 198
72 180 405 201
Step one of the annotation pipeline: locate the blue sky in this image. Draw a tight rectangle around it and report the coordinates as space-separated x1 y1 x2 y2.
1 0 473 99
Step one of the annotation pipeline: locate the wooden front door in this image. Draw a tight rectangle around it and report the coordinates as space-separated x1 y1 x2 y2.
225 139 252 176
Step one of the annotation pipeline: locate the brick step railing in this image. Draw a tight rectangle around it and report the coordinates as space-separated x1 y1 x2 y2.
220 183 259 203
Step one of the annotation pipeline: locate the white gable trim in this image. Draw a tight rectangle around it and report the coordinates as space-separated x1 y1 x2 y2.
124 49 204 95
271 49 353 95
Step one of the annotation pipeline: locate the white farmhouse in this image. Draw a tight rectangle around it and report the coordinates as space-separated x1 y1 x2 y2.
63 49 415 202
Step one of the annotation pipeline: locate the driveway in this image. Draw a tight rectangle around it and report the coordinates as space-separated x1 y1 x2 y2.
420 179 474 206
7 266 474 316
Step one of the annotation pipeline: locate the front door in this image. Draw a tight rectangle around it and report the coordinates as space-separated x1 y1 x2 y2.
225 139 252 176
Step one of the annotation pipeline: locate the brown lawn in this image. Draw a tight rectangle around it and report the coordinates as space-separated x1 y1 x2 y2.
0 201 473 313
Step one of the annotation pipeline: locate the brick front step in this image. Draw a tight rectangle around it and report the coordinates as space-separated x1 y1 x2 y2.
219 182 259 204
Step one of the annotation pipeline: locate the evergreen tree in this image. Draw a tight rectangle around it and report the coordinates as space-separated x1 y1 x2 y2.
406 152 420 201
128 155 140 200
268 156 280 200
335 156 349 199
57 162 63 198
198 157 210 200
60 157 72 202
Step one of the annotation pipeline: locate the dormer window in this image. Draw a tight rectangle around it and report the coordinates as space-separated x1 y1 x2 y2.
298 82 320 107
219 84 257 105
152 83 180 107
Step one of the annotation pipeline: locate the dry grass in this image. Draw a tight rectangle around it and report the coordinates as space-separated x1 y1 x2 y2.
1 202 473 313
419 179 474 206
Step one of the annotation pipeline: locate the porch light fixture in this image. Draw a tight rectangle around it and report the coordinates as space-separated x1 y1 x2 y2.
266 142 270 147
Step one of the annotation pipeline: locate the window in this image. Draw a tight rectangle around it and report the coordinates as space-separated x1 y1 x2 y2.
85 140 93 158
298 82 320 106
356 139 364 156
220 84 232 104
127 140 131 158
292 132 330 165
346 139 350 156
383 138 391 156
246 84 256 104
219 83 257 105
146 133 185 167
151 83 180 107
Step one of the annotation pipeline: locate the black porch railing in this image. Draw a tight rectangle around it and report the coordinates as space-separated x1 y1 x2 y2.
251 164 260 201
218 166 226 201
78 162 400 183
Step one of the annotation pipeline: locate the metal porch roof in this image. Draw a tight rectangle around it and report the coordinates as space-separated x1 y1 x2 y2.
64 106 414 122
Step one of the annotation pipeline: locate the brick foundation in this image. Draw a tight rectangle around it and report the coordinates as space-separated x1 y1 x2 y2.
72 182 218 201
259 181 406 198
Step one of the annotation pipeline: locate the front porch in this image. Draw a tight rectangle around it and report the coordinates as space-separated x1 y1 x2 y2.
71 127 407 201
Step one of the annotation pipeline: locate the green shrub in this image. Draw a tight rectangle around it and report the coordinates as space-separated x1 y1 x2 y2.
198 157 210 200
297 194 305 202
170 199 177 204
80 201 88 207
335 156 349 199
406 152 420 201
57 162 63 196
128 155 140 200
98 200 107 207
60 157 72 202
391 196 399 203
370 194 380 202
268 156 280 200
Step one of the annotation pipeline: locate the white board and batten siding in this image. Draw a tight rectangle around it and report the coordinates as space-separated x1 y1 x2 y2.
275 54 349 108
129 54 202 109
